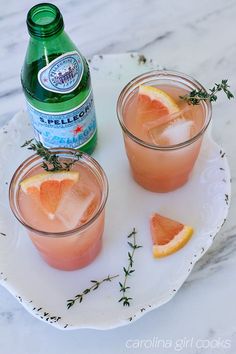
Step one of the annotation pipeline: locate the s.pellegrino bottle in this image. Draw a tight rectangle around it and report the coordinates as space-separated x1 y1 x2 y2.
21 3 97 154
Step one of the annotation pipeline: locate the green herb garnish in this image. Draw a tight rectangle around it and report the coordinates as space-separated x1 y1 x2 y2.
21 139 82 172
66 229 142 309
118 228 142 306
180 79 234 105
67 274 119 309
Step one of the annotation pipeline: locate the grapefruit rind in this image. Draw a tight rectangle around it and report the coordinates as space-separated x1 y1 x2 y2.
152 225 194 258
138 85 180 114
20 171 79 193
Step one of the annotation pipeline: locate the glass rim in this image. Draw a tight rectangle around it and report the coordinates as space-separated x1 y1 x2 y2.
9 148 109 238
116 69 212 151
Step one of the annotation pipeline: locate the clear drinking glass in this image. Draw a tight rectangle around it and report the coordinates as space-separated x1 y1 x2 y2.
117 70 212 192
9 149 108 271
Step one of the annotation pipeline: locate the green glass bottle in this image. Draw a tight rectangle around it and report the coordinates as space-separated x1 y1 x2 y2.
21 3 97 154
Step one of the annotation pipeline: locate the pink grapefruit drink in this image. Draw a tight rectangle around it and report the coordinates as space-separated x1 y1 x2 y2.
117 70 212 192
9 149 108 270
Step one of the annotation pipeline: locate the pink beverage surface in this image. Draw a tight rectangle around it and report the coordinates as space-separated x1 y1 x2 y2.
124 85 204 144
18 163 104 270
122 85 206 192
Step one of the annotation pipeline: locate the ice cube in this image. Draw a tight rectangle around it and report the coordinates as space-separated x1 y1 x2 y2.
142 105 192 131
149 118 194 146
55 184 97 230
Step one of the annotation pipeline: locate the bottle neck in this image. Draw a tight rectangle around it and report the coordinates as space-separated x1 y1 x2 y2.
25 3 82 65
26 30 79 64
29 26 65 45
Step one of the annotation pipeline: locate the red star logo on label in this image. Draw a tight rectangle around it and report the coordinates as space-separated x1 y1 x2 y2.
73 125 83 135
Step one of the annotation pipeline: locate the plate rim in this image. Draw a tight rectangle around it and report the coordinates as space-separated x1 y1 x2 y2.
0 53 231 330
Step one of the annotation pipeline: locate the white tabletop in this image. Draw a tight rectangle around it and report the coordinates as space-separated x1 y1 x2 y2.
1 0 236 353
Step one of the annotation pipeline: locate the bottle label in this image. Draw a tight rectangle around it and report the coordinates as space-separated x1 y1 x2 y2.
38 51 84 94
26 90 97 149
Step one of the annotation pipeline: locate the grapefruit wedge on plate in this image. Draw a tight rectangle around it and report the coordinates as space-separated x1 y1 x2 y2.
150 213 194 258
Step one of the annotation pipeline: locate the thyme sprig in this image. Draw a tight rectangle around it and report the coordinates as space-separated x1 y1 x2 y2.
67 274 119 309
119 228 142 306
21 139 82 172
180 79 234 105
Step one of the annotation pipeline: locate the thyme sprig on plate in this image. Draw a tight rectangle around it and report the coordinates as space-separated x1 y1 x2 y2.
67 274 119 309
119 228 142 306
21 139 82 172
180 79 234 105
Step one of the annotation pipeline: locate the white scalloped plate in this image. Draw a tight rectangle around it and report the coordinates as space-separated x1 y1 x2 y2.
0 54 231 330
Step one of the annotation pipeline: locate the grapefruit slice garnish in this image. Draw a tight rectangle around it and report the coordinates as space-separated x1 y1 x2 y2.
20 171 79 219
150 213 194 258
137 85 180 128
